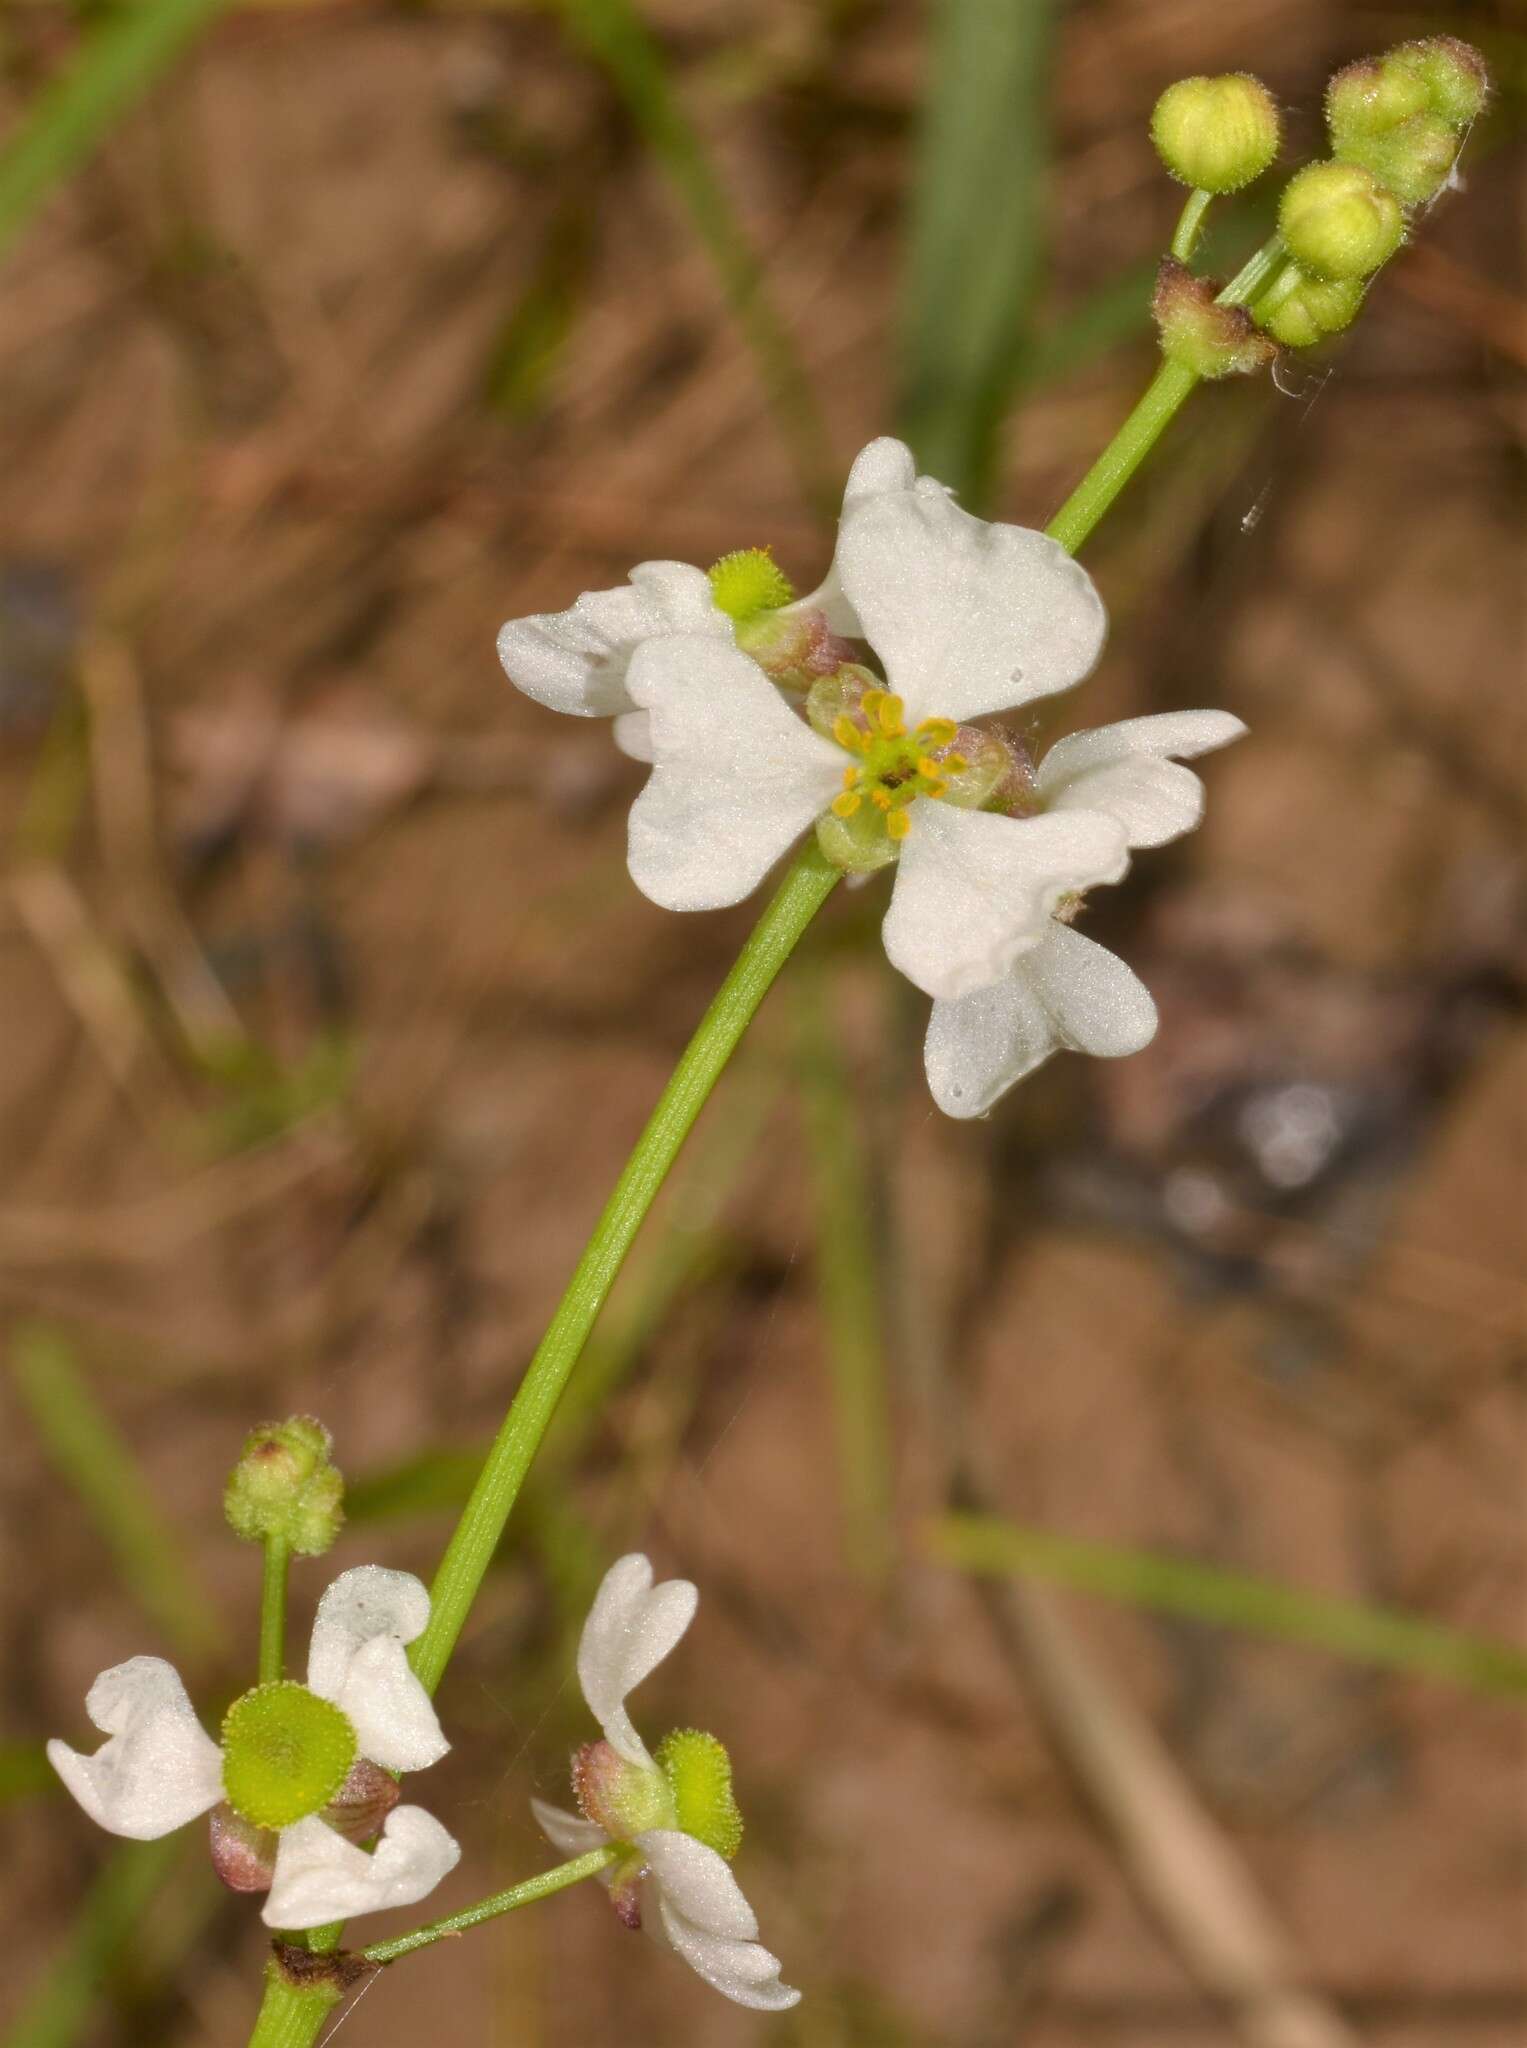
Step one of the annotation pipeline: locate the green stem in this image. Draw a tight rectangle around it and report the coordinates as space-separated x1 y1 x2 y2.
258 1536 289 1685
362 1849 619 1966
1045 234 1284 555
409 842 841 1693
1170 188 1214 263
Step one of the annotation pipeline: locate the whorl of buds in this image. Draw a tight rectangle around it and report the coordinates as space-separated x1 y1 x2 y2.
1152 259 1277 379
1278 161 1404 281
1259 270 1364 350
224 1415 344 1555
1327 38 1487 208
1150 74 1281 194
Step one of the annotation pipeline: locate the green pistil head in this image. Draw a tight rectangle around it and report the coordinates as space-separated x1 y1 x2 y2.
657 1728 744 1861
708 548 795 625
221 1682 356 1830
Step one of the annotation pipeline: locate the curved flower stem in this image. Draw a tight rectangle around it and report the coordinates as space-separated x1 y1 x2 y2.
258 1535 289 1685
362 1848 620 1966
1045 234 1284 556
1170 188 1214 263
409 842 842 1693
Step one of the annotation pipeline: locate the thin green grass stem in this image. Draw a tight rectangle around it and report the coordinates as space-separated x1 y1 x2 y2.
361 1849 618 1966
409 843 841 1694
930 1515 1527 1699
0 0 230 261
258 1536 289 1685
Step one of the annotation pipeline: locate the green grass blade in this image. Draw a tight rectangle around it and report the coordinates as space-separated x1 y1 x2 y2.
896 0 1060 506
3 1837 185 2048
553 0 836 512
929 1513 1527 1700
0 0 231 263
10 1324 227 1664
796 962 894 1584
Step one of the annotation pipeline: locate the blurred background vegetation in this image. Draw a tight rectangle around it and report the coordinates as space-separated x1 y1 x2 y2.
0 1 1523 2043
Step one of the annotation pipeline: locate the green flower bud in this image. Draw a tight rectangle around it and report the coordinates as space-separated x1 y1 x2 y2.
1150 74 1281 194
1152 258 1277 378
1259 269 1364 349
1278 161 1404 281
657 1728 744 1860
572 1738 675 1839
1392 36 1489 128
1339 112 1459 206
224 1415 344 1555
1326 57 1429 141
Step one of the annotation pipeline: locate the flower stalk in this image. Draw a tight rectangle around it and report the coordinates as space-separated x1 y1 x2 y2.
259 1536 289 1686
361 1848 620 1966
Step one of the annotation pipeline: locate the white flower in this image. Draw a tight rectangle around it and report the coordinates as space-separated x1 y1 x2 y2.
531 1554 800 2013
48 1566 460 1931
495 438 921 763
925 712 1247 1116
622 445 1126 1001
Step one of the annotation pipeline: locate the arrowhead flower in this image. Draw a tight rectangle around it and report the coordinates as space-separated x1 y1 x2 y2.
531 1554 800 2013
48 1567 459 1931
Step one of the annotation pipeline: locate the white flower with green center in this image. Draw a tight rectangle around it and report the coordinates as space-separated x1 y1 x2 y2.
47 1566 459 1931
531 1554 800 2013
495 438 921 762
622 455 1130 1002
924 711 1247 1115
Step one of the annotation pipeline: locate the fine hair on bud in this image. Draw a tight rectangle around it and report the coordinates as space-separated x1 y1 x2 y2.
1151 258 1277 379
224 1414 345 1554
1278 160 1405 280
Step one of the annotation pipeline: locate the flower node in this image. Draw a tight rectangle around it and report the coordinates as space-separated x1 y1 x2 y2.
1150 73 1281 194
1152 258 1277 378
656 1728 745 1861
220 1682 357 1832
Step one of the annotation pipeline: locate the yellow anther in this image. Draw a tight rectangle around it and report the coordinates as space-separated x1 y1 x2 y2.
831 715 865 753
831 791 863 818
860 689 886 721
916 756 942 780
922 778 948 800
916 717 958 748
841 766 859 790
943 752 968 775
876 694 906 739
870 788 893 812
886 808 912 841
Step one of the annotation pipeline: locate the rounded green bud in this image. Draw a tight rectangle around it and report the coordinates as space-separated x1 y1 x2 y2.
1260 270 1364 349
1339 113 1458 206
221 1682 356 1829
1150 74 1281 194
1326 57 1429 142
657 1728 744 1861
1278 161 1404 280
1392 36 1489 128
707 548 794 625
224 1415 344 1555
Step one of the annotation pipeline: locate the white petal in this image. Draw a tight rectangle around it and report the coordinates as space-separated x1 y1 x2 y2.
1036 710 1247 849
882 804 1129 1002
577 1554 698 1769
833 485 1107 725
926 925 1158 1117
498 562 728 721
796 438 922 634
262 1807 460 1931
47 1658 224 1841
306 1567 448 1774
613 710 654 762
625 636 844 912
640 1832 800 2011
530 1796 610 1861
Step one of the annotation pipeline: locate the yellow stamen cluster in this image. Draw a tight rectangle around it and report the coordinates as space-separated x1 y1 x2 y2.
828 690 966 843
